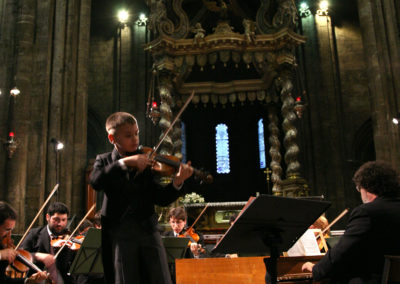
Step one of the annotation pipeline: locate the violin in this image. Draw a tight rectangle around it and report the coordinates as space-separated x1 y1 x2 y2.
140 146 213 184
178 227 206 254
1 232 47 280
178 203 209 255
50 234 84 251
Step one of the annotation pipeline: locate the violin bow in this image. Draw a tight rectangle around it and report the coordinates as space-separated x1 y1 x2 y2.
15 184 59 250
53 204 96 259
152 90 195 154
186 202 209 233
322 208 349 235
315 208 349 239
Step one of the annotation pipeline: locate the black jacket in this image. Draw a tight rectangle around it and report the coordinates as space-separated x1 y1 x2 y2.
20 226 76 284
312 196 400 283
90 148 181 223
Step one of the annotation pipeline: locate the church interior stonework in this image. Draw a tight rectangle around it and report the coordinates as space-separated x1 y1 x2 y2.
0 0 399 235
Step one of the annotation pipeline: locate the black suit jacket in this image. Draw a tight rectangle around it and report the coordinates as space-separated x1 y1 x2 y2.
312 196 400 283
20 226 76 284
163 229 207 259
90 148 181 222
90 149 183 284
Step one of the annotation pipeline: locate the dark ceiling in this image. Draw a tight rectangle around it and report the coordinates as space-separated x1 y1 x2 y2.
90 0 360 38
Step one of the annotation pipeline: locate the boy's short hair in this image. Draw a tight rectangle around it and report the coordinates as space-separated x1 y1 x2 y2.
47 202 69 217
168 207 187 222
106 112 137 135
0 201 17 226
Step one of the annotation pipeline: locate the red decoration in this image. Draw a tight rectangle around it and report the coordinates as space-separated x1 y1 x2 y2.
9 132 15 138
152 101 158 108
296 96 301 102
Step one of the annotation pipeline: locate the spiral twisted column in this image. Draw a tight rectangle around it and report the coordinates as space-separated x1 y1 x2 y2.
268 105 283 195
171 121 183 160
279 76 301 178
158 78 174 156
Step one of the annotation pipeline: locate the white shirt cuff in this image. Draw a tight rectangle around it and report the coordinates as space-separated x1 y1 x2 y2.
118 159 128 170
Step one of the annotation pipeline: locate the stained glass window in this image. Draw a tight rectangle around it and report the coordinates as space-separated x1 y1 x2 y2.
258 119 266 169
216 123 230 174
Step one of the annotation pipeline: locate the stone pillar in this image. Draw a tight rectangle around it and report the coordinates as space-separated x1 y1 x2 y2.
357 0 400 168
0 0 91 231
4 0 36 229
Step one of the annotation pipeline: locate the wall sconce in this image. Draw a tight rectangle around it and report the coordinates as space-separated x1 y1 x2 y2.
50 138 64 152
3 131 18 159
294 96 306 118
146 67 161 124
299 2 311 17
137 13 148 26
3 86 21 158
317 0 329 16
117 9 129 26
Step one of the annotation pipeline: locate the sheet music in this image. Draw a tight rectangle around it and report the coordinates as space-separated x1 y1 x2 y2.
286 229 321 256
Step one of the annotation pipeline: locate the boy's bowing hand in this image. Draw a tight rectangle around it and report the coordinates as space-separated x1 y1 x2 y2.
121 154 152 172
173 161 193 187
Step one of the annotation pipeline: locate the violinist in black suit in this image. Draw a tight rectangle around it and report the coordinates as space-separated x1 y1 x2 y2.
163 207 206 259
0 201 47 284
302 161 400 283
90 112 193 284
20 202 76 284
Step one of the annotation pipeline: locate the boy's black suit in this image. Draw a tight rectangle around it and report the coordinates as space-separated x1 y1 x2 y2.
312 196 400 283
90 148 183 284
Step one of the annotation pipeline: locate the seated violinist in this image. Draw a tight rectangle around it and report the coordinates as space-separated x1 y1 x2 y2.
164 207 207 259
20 202 77 284
0 201 48 284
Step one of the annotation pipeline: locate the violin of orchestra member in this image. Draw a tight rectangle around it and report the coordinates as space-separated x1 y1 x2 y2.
0 201 48 284
92 211 101 229
164 207 207 259
20 202 77 284
90 112 193 284
302 161 400 283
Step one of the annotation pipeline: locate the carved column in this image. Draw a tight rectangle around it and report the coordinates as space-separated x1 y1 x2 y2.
267 105 283 195
279 74 300 177
278 73 309 196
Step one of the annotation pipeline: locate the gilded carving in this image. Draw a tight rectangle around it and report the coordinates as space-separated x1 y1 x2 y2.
191 23 206 44
256 0 298 34
148 0 189 39
243 19 256 43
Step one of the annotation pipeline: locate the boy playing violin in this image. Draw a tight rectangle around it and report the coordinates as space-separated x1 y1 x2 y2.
90 111 193 284
0 201 48 284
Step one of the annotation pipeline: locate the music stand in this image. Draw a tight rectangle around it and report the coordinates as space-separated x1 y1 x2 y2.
69 228 103 275
213 194 331 284
162 236 190 264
